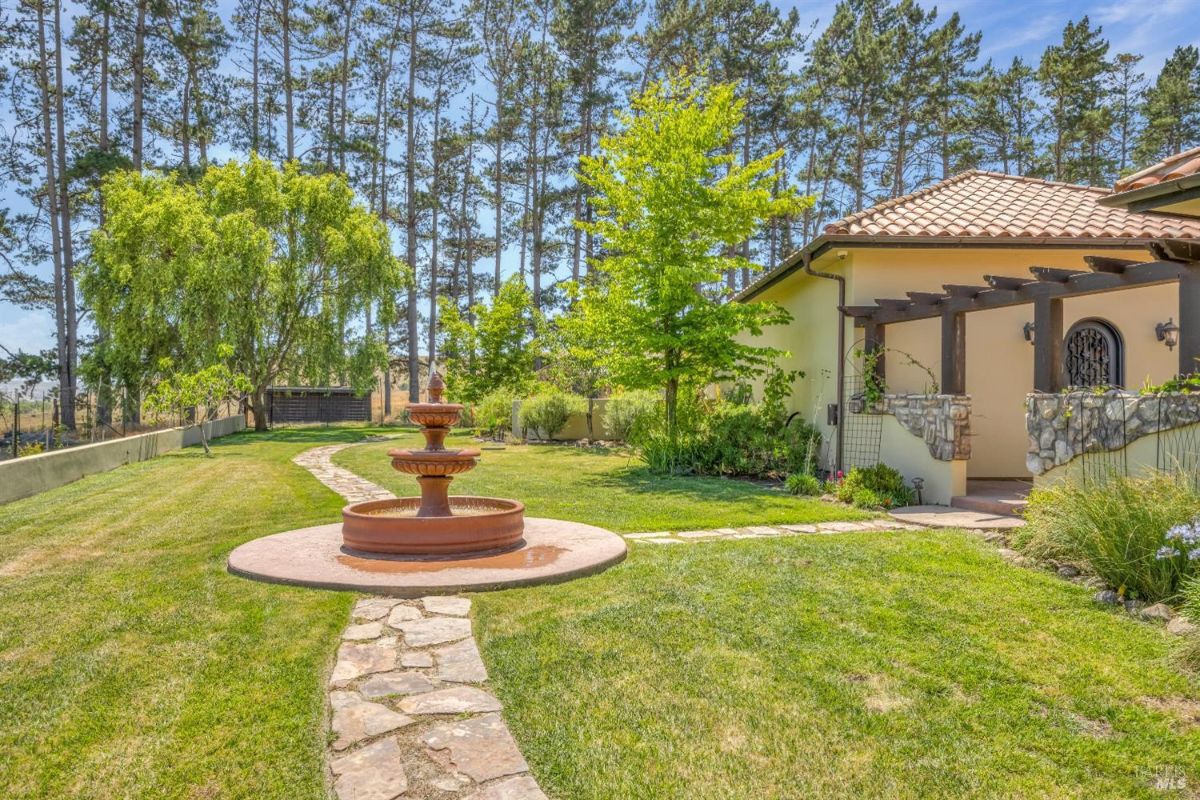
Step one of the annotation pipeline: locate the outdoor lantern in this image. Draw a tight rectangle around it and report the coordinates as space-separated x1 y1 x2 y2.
1156 318 1180 351
1022 321 1035 345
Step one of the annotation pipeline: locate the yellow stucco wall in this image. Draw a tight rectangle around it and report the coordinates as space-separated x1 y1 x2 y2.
742 244 1179 480
745 262 844 468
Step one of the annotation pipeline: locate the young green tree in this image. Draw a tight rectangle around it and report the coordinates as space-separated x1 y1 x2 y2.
572 73 807 447
438 274 540 402
144 347 252 455
86 155 405 430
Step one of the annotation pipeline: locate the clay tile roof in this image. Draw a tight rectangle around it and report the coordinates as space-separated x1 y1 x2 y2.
825 170 1200 240
1114 147 1200 192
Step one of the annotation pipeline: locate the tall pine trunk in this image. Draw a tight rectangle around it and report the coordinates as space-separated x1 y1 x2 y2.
52 0 77 430
404 9 419 401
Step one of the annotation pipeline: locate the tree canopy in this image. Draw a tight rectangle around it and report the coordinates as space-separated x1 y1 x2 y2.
571 73 807 440
438 274 541 403
85 155 405 429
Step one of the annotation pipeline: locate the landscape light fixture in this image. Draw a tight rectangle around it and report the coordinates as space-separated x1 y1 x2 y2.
1156 318 1180 351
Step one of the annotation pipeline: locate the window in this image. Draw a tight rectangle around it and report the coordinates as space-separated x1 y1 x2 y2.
1064 319 1123 388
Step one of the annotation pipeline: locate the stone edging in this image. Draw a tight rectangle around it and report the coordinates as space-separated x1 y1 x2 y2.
624 518 921 544
292 443 547 800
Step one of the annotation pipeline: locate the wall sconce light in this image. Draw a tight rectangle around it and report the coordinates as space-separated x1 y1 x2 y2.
1156 318 1180 351
1022 322 1035 345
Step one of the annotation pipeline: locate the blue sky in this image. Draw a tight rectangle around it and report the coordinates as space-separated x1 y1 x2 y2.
2 0 1199 361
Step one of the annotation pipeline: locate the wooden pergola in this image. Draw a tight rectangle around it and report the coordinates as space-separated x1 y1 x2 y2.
841 238 1200 394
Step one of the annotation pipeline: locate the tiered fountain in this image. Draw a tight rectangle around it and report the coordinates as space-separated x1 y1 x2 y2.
340 371 525 555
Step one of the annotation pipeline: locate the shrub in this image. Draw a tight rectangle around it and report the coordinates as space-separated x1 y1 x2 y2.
1013 472 1200 602
520 388 586 440
631 395 821 479
603 390 660 442
475 390 517 439
834 464 914 509
785 473 822 496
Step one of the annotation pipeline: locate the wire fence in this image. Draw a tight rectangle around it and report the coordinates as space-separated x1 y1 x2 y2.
0 388 243 462
1062 389 1200 489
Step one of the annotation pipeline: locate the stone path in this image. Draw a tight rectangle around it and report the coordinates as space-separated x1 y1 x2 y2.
291 444 547 800
624 518 922 544
293 444 395 503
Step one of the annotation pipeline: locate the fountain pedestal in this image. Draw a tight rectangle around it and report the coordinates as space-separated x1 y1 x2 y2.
339 372 525 555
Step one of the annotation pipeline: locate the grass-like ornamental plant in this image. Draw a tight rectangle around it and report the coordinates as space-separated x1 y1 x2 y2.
1014 472 1200 602
785 473 823 496
833 464 915 509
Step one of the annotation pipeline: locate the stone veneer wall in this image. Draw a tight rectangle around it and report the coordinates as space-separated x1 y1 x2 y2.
1025 391 1200 475
877 394 972 462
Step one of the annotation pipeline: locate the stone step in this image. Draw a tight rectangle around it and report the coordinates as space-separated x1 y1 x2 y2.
950 494 1027 517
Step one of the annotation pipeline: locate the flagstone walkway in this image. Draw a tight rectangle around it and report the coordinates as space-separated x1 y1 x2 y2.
292 444 547 800
623 518 923 544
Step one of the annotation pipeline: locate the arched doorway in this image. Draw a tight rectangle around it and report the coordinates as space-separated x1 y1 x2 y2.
1064 318 1124 388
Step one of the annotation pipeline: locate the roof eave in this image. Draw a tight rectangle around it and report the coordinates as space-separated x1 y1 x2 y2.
1099 174 1200 212
735 233 1167 302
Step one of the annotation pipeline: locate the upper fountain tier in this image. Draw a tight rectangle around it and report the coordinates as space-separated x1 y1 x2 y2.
405 370 465 451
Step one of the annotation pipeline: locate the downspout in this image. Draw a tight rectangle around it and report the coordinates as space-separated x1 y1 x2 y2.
802 251 846 474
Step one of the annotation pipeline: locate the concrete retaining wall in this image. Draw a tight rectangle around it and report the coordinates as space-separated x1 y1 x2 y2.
511 398 611 441
0 415 246 505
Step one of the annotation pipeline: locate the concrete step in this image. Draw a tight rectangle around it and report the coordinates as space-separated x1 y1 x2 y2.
951 494 1027 517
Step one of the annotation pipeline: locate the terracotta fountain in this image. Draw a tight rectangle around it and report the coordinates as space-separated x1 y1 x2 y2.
340 371 525 555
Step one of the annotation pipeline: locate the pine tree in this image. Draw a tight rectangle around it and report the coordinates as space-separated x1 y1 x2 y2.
1135 45 1200 164
1108 53 1145 174
1037 16 1114 184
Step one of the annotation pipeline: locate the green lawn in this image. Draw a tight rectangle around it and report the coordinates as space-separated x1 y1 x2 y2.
3 426 1199 799
475 533 1200 799
334 433 870 532
0 427 365 799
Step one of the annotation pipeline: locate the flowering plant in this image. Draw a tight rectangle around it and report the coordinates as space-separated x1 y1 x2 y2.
1157 518 1200 562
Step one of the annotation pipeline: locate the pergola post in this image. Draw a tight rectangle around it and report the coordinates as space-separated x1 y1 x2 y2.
1179 266 1200 376
863 320 885 385
1033 295 1064 392
940 310 965 394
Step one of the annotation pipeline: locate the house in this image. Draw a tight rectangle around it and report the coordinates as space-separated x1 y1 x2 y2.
737 169 1200 505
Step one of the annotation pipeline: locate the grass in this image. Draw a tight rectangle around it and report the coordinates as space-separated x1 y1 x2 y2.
6 424 1199 798
0 426 372 799
334 432 870 532
475 532 1200 799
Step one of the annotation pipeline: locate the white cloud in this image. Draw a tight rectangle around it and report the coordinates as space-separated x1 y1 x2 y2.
0 304 57 355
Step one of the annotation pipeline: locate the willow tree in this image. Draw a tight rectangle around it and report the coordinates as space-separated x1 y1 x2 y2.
86 155 405 430
572 73 808 449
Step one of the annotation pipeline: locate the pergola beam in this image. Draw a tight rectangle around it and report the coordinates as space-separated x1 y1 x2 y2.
985 275 1033 291
850 259 1192 326
943 284 988 298
906 291 946 305
1030 266 1088 283
1084 255 1135 274
1153 238 1200 263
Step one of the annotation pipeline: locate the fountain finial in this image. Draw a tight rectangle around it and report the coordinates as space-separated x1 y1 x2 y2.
427 368 445 404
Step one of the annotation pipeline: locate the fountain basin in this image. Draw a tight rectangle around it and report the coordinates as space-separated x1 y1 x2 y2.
388 447 480 476
342 496 525 554
406 403 465 429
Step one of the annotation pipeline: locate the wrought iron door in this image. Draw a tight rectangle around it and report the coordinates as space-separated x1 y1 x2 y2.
1064 320 1122 388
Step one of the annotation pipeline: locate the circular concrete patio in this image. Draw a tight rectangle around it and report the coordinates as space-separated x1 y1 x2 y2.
228 516 627 596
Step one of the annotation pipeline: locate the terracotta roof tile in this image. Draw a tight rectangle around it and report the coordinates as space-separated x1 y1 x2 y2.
1114 147 1200 192
825 171 1200 240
